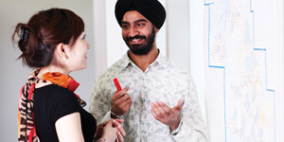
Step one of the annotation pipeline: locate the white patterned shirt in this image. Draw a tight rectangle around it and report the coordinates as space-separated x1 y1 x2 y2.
89 52 208 142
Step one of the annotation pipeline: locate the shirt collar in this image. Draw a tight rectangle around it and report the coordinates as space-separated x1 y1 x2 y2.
120 49 168 70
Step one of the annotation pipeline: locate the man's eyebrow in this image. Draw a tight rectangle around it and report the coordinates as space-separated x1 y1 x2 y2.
121 19 148 24
121 21 129 25
135 19 147 23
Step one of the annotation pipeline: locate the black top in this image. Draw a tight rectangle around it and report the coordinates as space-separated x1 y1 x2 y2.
34 84 96 142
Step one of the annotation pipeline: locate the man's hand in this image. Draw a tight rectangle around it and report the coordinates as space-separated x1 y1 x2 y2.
111 87 132 118
151 99 183 131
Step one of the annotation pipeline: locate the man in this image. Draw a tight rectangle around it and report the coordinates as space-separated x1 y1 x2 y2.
89 0 208 141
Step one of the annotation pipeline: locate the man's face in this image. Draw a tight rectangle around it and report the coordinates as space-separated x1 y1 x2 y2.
121 11 157 55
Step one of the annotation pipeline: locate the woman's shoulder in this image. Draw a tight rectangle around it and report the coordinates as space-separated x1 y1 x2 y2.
35 83 76 101
34 84 81 115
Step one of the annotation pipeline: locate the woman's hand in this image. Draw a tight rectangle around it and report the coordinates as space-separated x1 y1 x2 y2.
95 119 125 142
111 119 126 142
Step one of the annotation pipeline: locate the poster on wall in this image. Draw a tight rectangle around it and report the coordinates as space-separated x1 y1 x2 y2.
204 0 282 141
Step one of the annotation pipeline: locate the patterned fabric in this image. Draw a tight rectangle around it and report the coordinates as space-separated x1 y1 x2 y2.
18 69 84 142
89 53 208 142
18 69 40 142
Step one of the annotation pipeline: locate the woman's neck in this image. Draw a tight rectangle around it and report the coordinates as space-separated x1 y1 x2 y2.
35 66 69 89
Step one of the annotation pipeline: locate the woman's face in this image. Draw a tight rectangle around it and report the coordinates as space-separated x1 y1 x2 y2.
67 32 90 71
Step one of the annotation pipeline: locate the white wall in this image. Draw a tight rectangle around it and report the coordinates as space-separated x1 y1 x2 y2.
188 0 207 123
276 1 284 141
0 0 95 141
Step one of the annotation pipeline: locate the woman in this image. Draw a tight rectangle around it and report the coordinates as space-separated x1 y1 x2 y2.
13 8 125 142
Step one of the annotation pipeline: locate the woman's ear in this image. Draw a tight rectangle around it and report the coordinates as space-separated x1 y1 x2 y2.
55 43 70 60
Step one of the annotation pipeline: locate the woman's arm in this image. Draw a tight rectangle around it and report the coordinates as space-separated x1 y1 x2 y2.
55 112 84 142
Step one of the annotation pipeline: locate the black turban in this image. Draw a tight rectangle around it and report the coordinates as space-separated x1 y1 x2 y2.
115 0 166 29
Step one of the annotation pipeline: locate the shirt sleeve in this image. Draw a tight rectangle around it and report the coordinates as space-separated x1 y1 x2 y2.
89 79 113 124
171 77 208 142
49 87 81 123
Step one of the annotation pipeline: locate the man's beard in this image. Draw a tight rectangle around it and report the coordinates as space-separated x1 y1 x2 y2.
124 28 156 55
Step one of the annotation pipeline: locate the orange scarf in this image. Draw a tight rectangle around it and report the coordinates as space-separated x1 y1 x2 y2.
18 69 85 142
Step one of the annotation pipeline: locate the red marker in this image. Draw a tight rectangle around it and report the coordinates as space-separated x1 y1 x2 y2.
113 78 122 91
